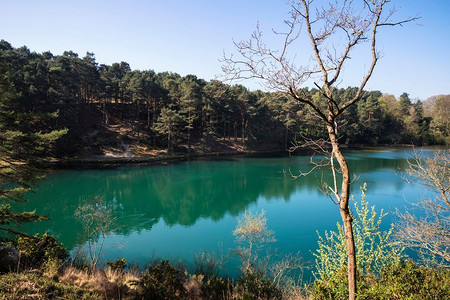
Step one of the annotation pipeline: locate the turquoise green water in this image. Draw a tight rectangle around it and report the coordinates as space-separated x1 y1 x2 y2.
15 148 434 280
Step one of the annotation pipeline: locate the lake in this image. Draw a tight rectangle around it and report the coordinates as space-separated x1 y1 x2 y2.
15 147 435 280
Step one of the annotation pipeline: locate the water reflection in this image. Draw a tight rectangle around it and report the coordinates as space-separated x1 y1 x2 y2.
17 149 413 252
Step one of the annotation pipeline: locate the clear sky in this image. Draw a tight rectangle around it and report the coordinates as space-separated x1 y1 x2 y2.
1 0 449 100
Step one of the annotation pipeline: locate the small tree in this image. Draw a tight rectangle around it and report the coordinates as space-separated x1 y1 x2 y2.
314 184 403 281
223 2 416 298
397 150 450 267
233 210 302 298
233 210 276 274
75 196 116 272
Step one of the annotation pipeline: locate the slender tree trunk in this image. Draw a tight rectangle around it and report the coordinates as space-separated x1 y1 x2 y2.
187 127 191 155
241 116 245 150
285 128 288 150
187 110 192 155
147 102 151 129
167 131 171 155
326 123 357 300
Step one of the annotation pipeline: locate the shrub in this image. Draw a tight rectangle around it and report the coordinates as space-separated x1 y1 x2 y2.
201 275 233 299
311 261 450 299
311 266 367 300
0 246 18 273
106 257 127 273
311 184 404 299
236 271 282 300
362 260 450 299
16 233 68 270
138 260 186 299
313 184 403 281
193 248 228 278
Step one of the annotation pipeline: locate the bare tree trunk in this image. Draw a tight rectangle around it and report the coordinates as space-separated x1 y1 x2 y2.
187 127 191 155
147 102 151 128
167 131 171 155
285 128 288 150
327 123 356 299
222 2 418 298
241 116 246 150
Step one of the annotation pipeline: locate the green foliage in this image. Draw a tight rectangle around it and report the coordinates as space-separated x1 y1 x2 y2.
153 107 182 154
139 260 186 299
313 184 403 281
236 271 282 300
16 233 68 270
1 39 446 164
312 261 450 299
0 59 66 236
0 204 47 226
363 260 450 299
429 96 450 144
311 265 358 300
106 257 127 273
201 275 233 299
352 184 404 274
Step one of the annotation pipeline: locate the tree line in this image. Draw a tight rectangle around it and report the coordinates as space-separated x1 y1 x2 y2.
0 40 448 157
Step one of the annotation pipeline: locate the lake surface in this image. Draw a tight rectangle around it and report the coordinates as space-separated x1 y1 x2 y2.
15 148 437 280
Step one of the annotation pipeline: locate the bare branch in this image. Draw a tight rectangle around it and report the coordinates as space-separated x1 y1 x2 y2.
396 149 450 267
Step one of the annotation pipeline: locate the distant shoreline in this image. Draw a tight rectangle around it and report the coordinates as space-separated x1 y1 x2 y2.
42 144 442 169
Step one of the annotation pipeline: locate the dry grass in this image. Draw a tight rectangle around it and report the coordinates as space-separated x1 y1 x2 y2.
184 274 204 299
282 286 311 300
59 266 140 299
0 272 100 299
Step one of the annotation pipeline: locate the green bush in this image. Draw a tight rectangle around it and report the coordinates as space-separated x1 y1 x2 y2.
311 184 406 299
236 271 282 300
17 233 68 270
311 266 369 300
138 260 186 299
311 261 450 299
313 184 403 282
201 275 233 299
362 261 450 299
106 257 127 273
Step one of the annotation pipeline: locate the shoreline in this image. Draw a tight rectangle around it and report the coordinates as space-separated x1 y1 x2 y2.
45 149 288 169
41 143 437 169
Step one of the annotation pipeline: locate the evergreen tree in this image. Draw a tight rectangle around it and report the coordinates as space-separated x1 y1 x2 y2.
180 75 202 154
0 62 67 236
153 107 181 154
399 92 411 116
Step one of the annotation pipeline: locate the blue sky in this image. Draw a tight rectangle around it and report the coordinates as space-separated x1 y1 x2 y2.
1 0 449 100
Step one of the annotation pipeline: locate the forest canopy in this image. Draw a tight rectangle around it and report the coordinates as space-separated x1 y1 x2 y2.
0 39 448 158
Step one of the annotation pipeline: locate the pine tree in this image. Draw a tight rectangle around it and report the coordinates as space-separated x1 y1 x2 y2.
153 107 181 155
0 62 67 236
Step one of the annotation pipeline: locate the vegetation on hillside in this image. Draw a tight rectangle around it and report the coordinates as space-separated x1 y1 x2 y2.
0 59 66 237
1 40 448 159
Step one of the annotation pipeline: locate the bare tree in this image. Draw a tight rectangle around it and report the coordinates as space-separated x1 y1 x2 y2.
233 210 276 274
223 1 417 298
233 210 303 296
397 150 450 267
75 196 117 272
